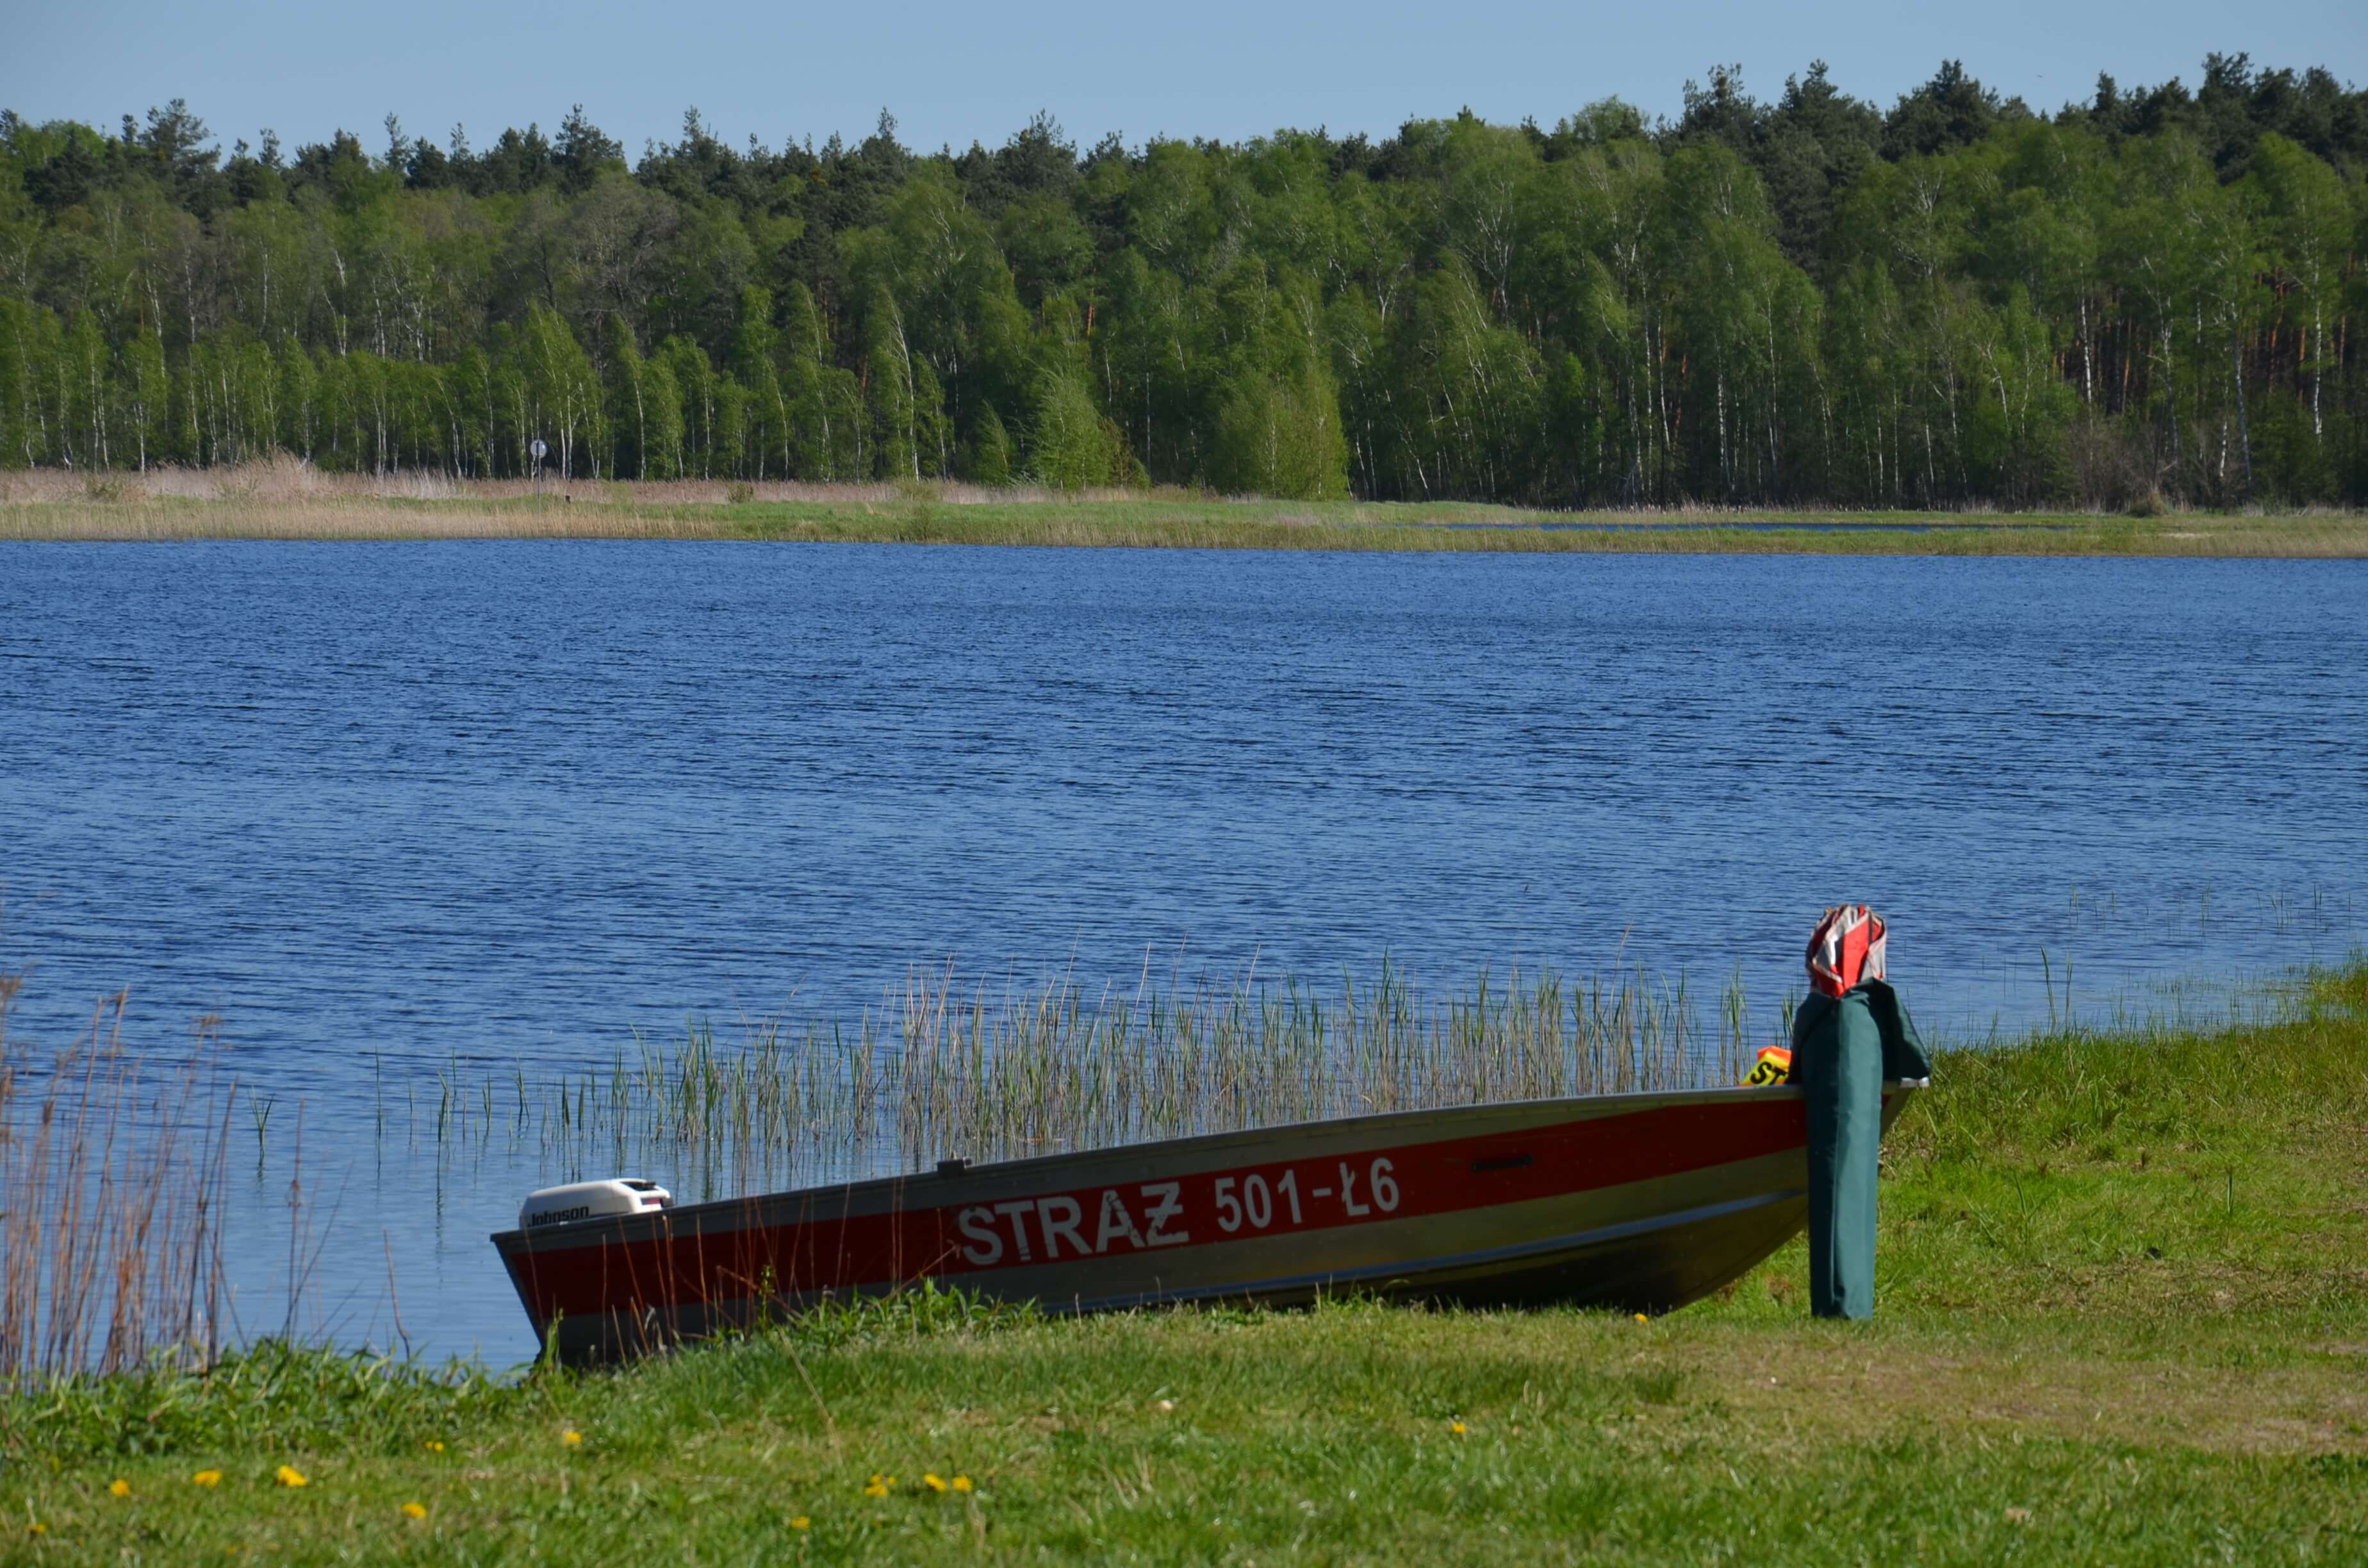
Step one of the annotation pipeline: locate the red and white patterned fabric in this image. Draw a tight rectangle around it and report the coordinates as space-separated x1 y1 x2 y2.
1806 905 1886 998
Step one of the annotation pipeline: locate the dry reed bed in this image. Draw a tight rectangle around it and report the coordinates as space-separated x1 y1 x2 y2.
0 458 1180 509
0 977 236 1384
12 457 2354 553
2 500 733 541
14 502 2365 555
9 456 2354 519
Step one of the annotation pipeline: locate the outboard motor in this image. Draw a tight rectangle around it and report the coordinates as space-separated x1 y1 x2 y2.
518 1178 673 1230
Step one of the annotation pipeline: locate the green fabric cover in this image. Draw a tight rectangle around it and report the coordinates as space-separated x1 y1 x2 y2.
1789 979 1931 1319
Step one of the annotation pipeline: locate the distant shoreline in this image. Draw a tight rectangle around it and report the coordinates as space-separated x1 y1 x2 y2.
4 476 2361 558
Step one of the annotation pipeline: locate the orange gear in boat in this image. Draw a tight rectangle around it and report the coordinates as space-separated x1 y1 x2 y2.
1742 1045 1793 1086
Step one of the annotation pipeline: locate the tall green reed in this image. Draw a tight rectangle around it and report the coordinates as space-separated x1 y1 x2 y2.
400 958 1761 1198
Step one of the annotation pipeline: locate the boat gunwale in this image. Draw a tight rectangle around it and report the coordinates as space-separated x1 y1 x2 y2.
491 1079 1924 1248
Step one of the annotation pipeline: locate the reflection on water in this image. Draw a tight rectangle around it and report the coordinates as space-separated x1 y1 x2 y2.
3 542 2362 1361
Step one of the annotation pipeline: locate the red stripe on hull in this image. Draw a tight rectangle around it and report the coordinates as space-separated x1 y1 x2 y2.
503 1095 1809 1324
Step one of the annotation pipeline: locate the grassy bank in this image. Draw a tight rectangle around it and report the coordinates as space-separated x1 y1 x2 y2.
6 968 2364 1562
3 466 2364 555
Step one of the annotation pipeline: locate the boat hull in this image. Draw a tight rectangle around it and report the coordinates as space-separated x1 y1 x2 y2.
494 1082 1916 1360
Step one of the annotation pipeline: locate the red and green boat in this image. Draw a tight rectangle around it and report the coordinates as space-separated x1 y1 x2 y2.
495 1076 1922 1360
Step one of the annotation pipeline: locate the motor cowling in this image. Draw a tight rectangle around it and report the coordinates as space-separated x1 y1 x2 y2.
518 1178 673 1230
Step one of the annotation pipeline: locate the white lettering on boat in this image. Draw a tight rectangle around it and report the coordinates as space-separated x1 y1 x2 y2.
1039 1195 1089 1258
956 1205 1004 1266
950 1159 1405 1272
991 1199 1038 1261
1140 1182 1189 1246
1338 1163 1369 1216
1244 1173 1272 1228
1094 1189 1144 1251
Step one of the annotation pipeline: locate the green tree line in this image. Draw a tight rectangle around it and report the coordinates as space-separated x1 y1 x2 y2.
4 54 2366 507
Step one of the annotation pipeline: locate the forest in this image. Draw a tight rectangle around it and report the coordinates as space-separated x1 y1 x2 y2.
3 55 2365 509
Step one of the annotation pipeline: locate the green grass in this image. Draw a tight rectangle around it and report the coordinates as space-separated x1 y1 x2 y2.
7 487 2366 557
6 967 2365 1562
713 496 2368 559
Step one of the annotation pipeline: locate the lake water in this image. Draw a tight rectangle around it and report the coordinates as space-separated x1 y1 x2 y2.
3 541 2362 1362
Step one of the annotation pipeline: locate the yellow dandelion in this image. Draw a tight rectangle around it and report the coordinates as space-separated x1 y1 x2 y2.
424 1440 445 1453
951 1476 974 1494
923 1473 947 1494
401 1501 427 1521
25 1523 44 1536
561 1430 583 1447
1633 1312 1649 1324
192 1469 223 1488
110 1478 131 1498
275 1464 308 1489
862 1482 890 1498
791 1515 811 1530
1449 1420 1467 1436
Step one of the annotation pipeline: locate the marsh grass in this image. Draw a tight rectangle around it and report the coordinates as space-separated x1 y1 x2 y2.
398 960 1754 1198
0 459 1172 511
6 459 2362 555
0 980 237 1384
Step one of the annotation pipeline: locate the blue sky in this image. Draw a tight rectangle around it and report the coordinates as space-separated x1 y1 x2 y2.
6 0 2363 158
